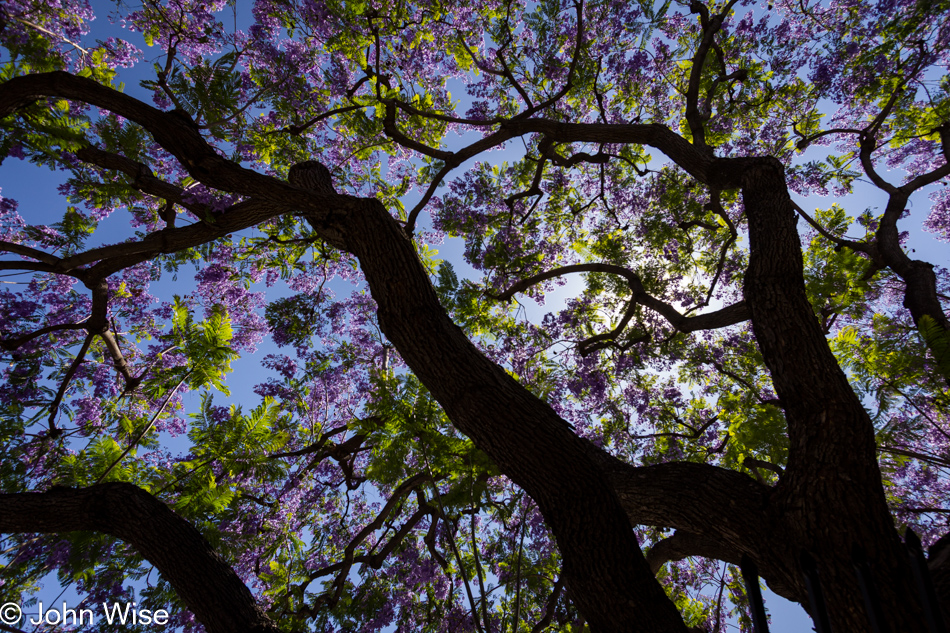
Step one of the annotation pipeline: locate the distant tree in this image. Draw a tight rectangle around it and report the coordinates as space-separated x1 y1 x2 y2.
0 0 949 631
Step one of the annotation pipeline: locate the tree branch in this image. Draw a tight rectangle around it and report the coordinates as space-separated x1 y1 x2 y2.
791 200 875 257
74 146 197 211
593 454 803 602
283 103 367 136
490 263 749 335
879 445 950 470
0 240 64 266
529 574 565 633
710 360 781 406
646 530 735 574
304 473 434 613
335 195 692 630
382 100 453 161
0 320 88 352
859 132 897 193
512 0 585 121
684 1 733 149
0 484 279 633
46 331 94 433
0 72 341 211
505 155 546 217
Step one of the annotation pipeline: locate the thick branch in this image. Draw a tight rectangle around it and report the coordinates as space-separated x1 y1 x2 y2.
405 117 724 233
0 484 278 633
684 1 731 149
876 193 950 336
599 457 802 601
395 113 727 233
602 459 768 543
647 530 736 574
0 240 63 266
382 101 453 161
859 132 897 193
0 72 342 212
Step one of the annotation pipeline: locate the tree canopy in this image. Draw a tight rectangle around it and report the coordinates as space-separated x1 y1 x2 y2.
0 0 949 631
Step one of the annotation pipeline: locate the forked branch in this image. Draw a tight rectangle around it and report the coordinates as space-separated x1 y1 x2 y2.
490 263 750 345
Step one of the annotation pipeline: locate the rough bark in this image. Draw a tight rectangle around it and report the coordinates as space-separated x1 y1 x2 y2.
737 157 926 630
0 484 279 633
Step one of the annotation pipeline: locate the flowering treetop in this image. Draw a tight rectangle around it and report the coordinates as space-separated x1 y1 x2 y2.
0 0 948 631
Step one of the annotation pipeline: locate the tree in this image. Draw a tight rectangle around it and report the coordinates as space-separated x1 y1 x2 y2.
0 0 948 631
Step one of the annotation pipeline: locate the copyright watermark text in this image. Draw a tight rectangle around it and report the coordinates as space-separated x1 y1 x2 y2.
0 601 169 627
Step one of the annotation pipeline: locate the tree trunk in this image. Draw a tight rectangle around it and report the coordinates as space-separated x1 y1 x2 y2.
737 157 926 631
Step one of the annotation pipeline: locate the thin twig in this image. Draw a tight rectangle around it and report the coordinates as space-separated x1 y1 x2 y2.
95 372 190 483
